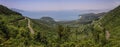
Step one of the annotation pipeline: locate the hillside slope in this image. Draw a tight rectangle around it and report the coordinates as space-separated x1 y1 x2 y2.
92 5 120 47
0 5 54 47
0 5 31 47
0 4 120 47
100 5 120 45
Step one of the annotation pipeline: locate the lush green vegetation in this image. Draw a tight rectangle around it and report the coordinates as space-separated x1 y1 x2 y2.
0 5 22 15
0 5 120 47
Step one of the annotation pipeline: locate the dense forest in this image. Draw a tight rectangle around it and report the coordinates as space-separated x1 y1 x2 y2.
0 5 120 47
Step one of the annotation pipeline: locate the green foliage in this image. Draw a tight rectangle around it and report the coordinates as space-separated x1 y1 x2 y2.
56 24 71 43
0 4 120 47
0 5 22 15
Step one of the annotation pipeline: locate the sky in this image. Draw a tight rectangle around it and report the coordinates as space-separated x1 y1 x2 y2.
0 0 120 11
0 0 120 21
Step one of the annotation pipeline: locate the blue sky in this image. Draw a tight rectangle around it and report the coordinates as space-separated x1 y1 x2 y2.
0 0 120 21
0 0 120 11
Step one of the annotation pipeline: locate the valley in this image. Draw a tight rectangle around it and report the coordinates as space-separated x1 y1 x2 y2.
0 4 120 47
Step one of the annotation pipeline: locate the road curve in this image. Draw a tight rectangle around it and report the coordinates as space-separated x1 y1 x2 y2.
27 18 35 34
106 30 110 40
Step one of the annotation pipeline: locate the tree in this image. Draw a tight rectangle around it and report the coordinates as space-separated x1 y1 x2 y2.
56 24 71 43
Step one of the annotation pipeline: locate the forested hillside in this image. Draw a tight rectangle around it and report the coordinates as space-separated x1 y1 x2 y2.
0 5 120 47
0 5 54 47
94 5 120 47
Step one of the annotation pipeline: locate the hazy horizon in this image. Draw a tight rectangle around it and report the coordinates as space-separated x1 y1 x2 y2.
0 0 120 21
0 0 120 11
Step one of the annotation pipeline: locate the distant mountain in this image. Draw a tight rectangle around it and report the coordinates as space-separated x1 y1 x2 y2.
11 8 24 13
78 12 106 24
58 12 106 24
33 17 56 26
9 8 110 21
40 17 55 22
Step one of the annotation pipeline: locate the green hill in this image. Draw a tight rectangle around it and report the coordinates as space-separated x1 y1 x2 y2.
0 5 22 15
0 5 31 47
0 5 54 47
92 5 120 47
100 5 120 46
78 12 106 24
33 17 56 27
0 4 120 47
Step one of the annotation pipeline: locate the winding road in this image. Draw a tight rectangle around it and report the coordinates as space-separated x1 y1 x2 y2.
27 18 35 34
105 30 110 40
12 17 35 34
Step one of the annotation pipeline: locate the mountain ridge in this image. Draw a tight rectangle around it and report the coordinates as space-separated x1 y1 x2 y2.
0 4 120 47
